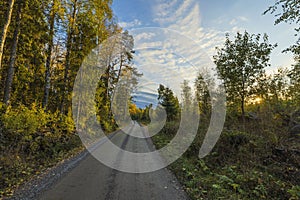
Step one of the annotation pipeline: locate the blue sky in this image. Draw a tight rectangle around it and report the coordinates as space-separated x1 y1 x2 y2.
112 0 297 108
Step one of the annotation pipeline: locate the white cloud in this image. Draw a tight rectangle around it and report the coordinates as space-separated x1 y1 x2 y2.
134 32 156 41
129 1 247 103
230 19 238 26
153 0 201 27
119 19 142 29
238 16 249 22
230 16 248 26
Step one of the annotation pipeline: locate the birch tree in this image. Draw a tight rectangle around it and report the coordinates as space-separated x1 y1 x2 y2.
0 0 15 70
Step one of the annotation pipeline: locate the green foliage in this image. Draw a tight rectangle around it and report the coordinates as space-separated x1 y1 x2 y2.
194 70 213 116
152 92 300 199
264 0 300 26
154 3 300 200
181 80 193 111
214 31 276 117
264 0 300 54
288 60 300 106
0 104 82 197
137 104 153 124
0 0 120 198
3 104 47 136
153 125 299 200
158 84 180 121
288 185 300 199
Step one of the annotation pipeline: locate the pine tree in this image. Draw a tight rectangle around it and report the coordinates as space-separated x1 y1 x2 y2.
158 84 180 121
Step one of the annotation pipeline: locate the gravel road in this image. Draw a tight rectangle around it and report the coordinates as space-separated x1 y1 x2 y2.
11 123 189 200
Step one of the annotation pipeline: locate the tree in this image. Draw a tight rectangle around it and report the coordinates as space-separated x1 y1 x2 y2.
264 0 300 54
0 0 15 70
42 0 63 109
264 0 300 122
181 80 192 112
194 70 214 115
111 65 142 126
94 30 141 131
0 0 116 112
255 68 291 117
264 0 300 107
158 84 180 121
288 58 300 105
129 101 142 121
60 0 114 113
269 68 290 103
60 0 78 113
1 0 48 105
213 31 276 119
264 0 300 26
3 0 23 105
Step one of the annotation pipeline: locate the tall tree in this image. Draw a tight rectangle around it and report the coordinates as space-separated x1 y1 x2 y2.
181 80 192 112
43 0 61 109
194 70 214 115
158 84 180 121
60 0 78 113
60 0 115 114
0 0 15 70
0 0 48 105
213 31 276 119
95 31 140 130
3 1 23 105
112 67 142 125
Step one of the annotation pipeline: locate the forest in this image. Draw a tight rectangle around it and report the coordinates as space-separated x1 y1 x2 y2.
0 0 299 199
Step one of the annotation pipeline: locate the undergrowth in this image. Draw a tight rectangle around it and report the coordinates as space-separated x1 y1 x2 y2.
152 113 300 200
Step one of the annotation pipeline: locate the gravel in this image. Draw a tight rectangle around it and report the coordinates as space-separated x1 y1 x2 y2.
5 149 89 200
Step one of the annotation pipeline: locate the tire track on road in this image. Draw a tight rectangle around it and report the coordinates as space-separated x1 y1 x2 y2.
104 125 132 200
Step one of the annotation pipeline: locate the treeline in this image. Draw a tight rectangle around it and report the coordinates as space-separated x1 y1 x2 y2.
0 0 138 197
0 0 116 111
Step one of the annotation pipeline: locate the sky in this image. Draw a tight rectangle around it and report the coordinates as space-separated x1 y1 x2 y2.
111 0 297 108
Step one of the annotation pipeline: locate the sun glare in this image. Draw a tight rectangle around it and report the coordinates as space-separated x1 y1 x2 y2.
253 97 262 104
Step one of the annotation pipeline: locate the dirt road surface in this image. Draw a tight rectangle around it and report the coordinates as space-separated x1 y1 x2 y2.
37 123 189 200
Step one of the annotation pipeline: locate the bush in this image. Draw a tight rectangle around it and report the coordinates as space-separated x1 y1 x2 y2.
3 104 48 136
0 104 82 197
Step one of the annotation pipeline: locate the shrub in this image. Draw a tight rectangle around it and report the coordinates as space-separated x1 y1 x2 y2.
2 104 48 137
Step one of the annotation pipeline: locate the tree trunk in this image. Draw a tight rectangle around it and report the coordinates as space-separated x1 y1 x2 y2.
3 1 22 105
110 54 124 117
241 98 245 118
0 0 15 70
116 54 123 83
43 1 56 109
241 96 246 129
105 66 110 100
60 0 77 114
241 75 246 127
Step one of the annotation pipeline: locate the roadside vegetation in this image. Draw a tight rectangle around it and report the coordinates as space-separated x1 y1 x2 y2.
148 1 300 199
0 0 299 199
0 103 83 197
0 0 138 197
150 66 300 199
